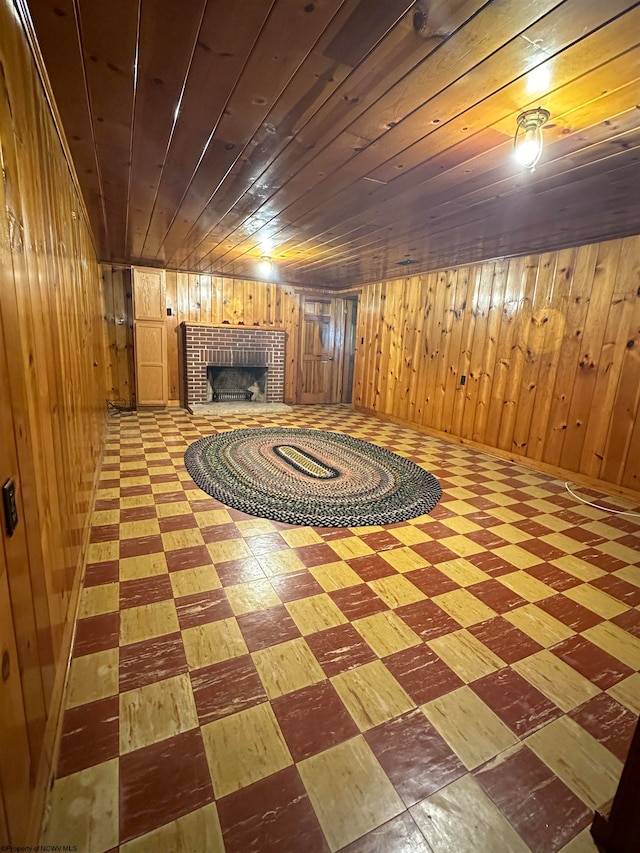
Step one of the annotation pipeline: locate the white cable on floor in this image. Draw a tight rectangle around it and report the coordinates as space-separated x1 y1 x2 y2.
564 481 640 519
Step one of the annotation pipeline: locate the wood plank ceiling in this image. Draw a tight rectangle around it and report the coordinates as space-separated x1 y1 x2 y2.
26 0 640 288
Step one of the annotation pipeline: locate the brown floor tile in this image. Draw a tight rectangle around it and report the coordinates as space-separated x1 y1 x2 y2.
247 533 289 556
176 588 234 629
329 584 389 620
268 570 325 602
191 654 268 725
364 709 465 806
201 522 242 543
385 644 463 705
590 574 640 607
470 667 562 737
237 605 302 652
306 623 377 677
536 595 604 632
84 560 120 588
73 612 120 657
90 523 120 543
403 567 458 597
465 551 514 576
119 632 188 692
119 574 173 610
293 542 341 568
120 728 214 843
217 766 329 853
551 635 633 690
57 696 119 777
120 534 164 559
166 544 213 572
466 578 527 613
346 554 397 582
573 548 626 573
395 599 461 642
467 616 543 664
611 608 640 638
524 562 582 592
272 681 359 761
569 692 637 762
119 505 158 523
158 513 199 533
216 556 265 586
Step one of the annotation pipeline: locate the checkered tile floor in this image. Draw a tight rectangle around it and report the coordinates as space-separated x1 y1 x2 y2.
42 406 640 852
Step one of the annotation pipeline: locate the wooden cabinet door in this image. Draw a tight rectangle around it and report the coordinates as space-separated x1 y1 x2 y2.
299 298 337 404
133 267 167 406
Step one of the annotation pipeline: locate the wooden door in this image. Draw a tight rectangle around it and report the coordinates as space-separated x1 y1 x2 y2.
133 267 168 406
299 298 337 404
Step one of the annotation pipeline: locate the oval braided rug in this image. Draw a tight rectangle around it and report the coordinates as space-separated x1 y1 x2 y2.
184 427 442 527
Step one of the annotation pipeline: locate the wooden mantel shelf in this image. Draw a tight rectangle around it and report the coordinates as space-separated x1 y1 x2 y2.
180 321 286 331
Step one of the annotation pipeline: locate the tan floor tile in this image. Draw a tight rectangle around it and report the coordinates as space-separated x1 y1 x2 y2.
258 549 306 577
439 534 485 558
539 532 585 554
427 629 505 683
285 593 348 635
558 828 601 853
279 527 323 547
436 558 489 587
206 538 252 563
353 611 421 657
66 648 119 709
236 518 278 537
512 650 600 712
410 774 530 853
152 481 180 494
328 537 375 560
120 599 180 646
119 674 199 753
380 546 428 573
606 673 640 714
226 579 281 615
92 509 120 525
170 565 222 598
310 561 363 591
368 575 426 608
95 488 120 501
439 499 478 516
582 521 626 541
252 637 325 699
582 622 640 670
125 476 151 486
349 525 384 535
488 523 532 544
182 618 248 669
119 552 169 581
162 529 205 551
298 735 404 852
78 583 119 618
526 716 622 810
549 555 606 583
439 516 482 535
194 509 233 527
42 759 119 853
331 660 414 730
535 513 573 532
613 565 640 588
202 702 293 798
422 686 518 770
504 603 574 646
387 525 430 545
563 584 629 619
432 589 496 627
597 540 640 565
155 501 193 518
86 541 120 563
120 519 162 539
492 545 543 569
120 802 224 853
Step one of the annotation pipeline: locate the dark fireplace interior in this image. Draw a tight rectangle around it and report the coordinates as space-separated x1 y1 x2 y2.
207 366 268 403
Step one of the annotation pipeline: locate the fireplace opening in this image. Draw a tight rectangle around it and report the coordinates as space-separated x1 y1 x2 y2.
207 366 268 403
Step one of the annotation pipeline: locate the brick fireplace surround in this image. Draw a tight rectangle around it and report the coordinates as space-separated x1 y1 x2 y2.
182 323 286 408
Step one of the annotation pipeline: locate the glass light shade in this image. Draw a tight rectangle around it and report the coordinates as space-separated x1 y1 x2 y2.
514 108 550 172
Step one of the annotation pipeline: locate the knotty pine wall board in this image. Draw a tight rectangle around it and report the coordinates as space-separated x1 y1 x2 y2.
353 234 640 491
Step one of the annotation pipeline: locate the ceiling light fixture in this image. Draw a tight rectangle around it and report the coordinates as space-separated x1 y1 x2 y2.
258 256 273 278
514 107 550 172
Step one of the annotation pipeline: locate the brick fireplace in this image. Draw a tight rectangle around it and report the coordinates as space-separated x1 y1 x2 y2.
182 323 286 408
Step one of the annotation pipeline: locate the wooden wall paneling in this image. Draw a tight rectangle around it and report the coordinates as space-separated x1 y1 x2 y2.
378 280 400 415
0 790 7 845
543 244 598 466
450 266 477 437
441 267 469 435
410 273 433 425
422 270 446 431
165 270 180 404
460 263 493 440
560 240 622 472
395 278 415 424
471 261 506 444
600 282 640 484
523 250 574 462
